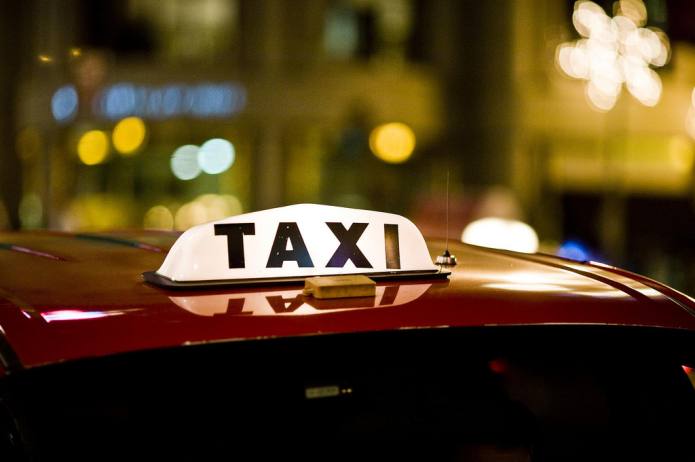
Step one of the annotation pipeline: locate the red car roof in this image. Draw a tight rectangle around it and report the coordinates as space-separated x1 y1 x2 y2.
0 230 694 371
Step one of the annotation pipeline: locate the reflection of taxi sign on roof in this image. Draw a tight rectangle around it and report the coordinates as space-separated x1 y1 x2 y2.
144 204 445 288
170 282 433 317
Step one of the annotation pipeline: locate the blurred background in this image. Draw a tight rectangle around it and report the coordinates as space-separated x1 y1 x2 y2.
2 0 695 294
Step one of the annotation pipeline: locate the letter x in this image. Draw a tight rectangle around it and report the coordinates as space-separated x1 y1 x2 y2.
325 222 372 268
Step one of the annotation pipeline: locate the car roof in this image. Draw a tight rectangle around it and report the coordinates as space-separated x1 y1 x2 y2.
0 230 694 371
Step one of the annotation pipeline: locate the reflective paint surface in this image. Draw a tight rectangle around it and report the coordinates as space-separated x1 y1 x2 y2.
169 283 432 317
0 230 694 370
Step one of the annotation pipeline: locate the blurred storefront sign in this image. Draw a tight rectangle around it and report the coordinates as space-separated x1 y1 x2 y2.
547 135 694 196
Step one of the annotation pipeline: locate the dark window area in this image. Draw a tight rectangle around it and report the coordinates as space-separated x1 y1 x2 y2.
1 326 693 460
625 197 695 290
79 0 155 56
562 193 602 251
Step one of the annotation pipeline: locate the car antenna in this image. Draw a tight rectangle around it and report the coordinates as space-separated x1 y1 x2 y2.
435 168 457 267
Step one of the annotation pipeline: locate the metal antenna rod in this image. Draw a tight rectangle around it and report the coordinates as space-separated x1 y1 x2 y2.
445 169 450 251
435 167 457 267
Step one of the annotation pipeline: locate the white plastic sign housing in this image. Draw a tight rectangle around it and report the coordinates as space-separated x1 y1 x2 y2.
146 204 441 288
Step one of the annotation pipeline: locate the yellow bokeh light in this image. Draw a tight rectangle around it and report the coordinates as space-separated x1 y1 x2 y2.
77 130 109 165
61 194 131 231
144 205 174 230
195 194 243 220
112 117 146 155
369 122 416 164
174 202 208 231
173 194 243 231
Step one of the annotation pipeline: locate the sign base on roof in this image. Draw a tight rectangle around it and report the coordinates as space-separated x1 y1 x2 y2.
145 204 446 289
144 269 449 290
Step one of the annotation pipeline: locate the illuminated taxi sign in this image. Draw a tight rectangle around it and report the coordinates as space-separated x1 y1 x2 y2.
144 204 443 289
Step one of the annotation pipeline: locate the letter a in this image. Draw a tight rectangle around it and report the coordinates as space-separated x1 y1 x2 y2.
266 222 314 268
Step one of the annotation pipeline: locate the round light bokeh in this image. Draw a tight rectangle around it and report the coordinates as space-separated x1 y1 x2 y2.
113 117 147 155
555 0 669 111
174 194 243 230
77 130 109 166
197 138 235 174
51 85 78 123
144 205 174 230
461 217 539 254
171 145 202 180
369 122 416 164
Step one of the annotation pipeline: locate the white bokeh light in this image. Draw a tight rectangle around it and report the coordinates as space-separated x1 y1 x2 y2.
625 66 661 106
586 81 619 112
685 89 695 141
197 138 235 175
171 145 201 180
556 0 669 111
461 218 539 254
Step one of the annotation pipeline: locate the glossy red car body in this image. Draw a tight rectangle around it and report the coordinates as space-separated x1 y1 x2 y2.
1 230 694 374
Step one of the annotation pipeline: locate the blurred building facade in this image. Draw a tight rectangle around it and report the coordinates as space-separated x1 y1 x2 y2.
9 0 449 231
3 0 695 293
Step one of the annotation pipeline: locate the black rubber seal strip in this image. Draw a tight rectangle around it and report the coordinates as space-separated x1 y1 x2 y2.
143 269 450 290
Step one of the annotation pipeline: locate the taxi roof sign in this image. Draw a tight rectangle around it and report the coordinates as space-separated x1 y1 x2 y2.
144 204 445 289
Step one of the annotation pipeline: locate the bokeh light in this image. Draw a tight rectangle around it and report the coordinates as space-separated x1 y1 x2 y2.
77 130 109 165
369 122 416 164
461 217 539 253
618 0 647 26
625 66 661 107
61 194 132 231
174 194 242 230
586 80 620 112
174 201 208 231
197 138 235 174
556 0 669 111
685 89 695 141
170 145 201 180
112 117 147 155
195 194 242 219
687 110 695 141
51 85 79 123
144 205 174 230
98 82 246 120
557 240 592 261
